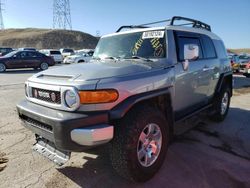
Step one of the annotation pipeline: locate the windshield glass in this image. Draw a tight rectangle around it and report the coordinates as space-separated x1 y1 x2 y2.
93 30 166 60
3 50 18 57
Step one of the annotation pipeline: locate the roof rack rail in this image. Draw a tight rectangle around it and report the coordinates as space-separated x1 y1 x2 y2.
116 16 211 33
116 25 149 32
170 16 211 31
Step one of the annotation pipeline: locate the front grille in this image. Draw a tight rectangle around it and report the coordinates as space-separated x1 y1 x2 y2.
31 87 61 104
20 115 53 133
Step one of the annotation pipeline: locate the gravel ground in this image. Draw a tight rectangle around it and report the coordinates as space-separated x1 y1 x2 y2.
0 70 250 188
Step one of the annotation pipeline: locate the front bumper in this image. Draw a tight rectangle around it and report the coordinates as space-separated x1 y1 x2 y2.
17 100 113 152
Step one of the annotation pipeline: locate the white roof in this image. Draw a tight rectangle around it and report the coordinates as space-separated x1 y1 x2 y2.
102 25 221 40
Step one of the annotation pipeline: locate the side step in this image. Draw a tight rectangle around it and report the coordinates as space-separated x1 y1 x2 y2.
32 137 71 166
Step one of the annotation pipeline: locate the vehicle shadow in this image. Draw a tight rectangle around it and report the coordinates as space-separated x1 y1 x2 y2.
56 107 250 187
2 69 40 75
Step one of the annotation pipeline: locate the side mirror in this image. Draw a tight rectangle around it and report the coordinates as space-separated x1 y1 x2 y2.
184 44 199 61
182 44 199 71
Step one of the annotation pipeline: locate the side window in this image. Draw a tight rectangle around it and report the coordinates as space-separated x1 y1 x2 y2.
201 35 216 58
177 36 203 61
19 52 27 58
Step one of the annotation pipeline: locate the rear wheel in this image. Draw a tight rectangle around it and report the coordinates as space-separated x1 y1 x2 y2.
209 86 231 122
40 62 49 70
109 104 169 182
0 63 6 72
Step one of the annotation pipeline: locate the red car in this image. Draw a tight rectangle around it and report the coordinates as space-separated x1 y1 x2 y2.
0 50 55 72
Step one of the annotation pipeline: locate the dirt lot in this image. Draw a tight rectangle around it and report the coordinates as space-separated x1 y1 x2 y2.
0 69 250 188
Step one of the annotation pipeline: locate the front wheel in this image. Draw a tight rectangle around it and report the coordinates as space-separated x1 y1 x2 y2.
209 86 231 122
40 62 49 70
109 104 169 182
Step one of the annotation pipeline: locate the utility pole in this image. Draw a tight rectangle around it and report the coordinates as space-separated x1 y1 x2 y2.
53 0 72 30
0 0 4 30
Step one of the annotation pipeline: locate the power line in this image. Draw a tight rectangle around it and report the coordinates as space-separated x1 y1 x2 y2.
53 0 72 30
0 0 4 29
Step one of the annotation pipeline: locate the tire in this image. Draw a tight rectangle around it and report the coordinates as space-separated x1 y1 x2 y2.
109 104 169 182
40 62 49 70
78 60 85 63
0 63 6 72
209 86 231 122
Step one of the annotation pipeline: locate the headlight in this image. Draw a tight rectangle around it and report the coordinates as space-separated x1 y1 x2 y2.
64 90 78 108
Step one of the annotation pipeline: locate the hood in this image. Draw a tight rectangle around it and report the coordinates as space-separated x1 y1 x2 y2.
28 60 163 85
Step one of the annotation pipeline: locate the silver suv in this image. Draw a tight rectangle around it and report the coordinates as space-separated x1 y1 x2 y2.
17 16 232 182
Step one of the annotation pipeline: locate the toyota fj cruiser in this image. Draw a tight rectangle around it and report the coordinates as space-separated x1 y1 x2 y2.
17 16 232 182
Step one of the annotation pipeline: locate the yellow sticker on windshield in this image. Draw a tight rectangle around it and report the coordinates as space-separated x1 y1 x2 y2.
142 31 164 39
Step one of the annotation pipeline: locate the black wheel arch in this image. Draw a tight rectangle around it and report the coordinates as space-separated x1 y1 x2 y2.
109 87 174 138
215 71 233 97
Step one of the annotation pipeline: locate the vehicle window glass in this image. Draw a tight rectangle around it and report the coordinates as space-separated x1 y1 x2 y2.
94 30 166 59
177 36 203 61
88 51 94 56
63 49 74 53
19 52 27 58
50 51 61 55
27 52 35 57
202 35 216 58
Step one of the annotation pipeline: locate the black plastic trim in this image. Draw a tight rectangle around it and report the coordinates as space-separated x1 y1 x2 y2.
17 100 109 152
109 87 172 120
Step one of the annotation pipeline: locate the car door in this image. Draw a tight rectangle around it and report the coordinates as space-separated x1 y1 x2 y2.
173 31 210 119
26 51 41 68
5 52 25 68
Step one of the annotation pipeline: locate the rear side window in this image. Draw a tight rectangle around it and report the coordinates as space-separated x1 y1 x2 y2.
50 51 61 55
177 36 203 61
201 35 216 58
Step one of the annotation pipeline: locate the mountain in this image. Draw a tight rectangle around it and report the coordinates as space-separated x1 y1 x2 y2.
0 28 98 50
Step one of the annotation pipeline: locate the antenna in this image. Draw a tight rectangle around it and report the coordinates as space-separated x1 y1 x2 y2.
53 0 72 30
0 0 4 29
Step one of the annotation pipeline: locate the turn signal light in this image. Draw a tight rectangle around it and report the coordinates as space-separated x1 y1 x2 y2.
79 90 119 104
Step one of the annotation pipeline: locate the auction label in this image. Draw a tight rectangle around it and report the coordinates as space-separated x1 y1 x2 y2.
142 31 164 39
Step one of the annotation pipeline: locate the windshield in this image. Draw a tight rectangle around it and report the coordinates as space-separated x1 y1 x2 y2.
3 51 18 57
93 30 166 60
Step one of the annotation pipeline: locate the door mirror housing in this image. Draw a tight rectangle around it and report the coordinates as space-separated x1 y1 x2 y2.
184 44 199 61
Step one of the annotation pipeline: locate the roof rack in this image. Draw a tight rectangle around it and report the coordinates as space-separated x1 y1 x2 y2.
116 16 211 32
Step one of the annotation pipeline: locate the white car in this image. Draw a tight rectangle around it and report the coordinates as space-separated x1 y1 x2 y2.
60 48 75 59
39 49 63 63
63 50 93 64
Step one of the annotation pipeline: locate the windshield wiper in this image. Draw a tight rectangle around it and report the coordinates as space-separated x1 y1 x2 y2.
128 56 153 62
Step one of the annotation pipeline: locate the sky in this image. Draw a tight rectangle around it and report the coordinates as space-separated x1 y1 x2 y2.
1 0 250 49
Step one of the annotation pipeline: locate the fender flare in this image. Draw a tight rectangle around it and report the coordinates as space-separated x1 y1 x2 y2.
109 87 174 139
215 71 233 96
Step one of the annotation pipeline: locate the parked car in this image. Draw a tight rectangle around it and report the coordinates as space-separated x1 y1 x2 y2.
18 47 37 51
17 16 232 182
0 47 14 56
60 48 75 58
63 50 93 64
228 54 240 72
238 54 250 71
39 49 63 63
242 61 250 77
0 50 55 72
